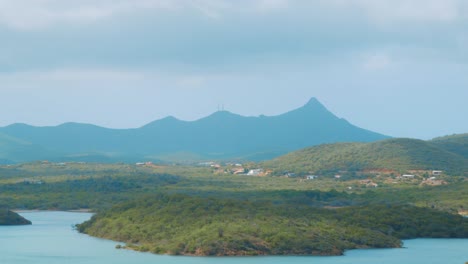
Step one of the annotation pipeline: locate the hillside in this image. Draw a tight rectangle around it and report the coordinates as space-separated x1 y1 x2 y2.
430 133 468 159
0 132 56 163
0 209 31 225
264 138 468 176
0 98 388 163
77 194 468 256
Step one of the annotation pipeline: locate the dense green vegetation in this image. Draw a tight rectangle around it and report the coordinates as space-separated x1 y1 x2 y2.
77 194 468 256
0 163 180 210
430 133 468 159
0 148 466 256
0 209 31 225
263 138 468 176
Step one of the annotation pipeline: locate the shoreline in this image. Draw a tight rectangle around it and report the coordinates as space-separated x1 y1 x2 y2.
13 209 94 213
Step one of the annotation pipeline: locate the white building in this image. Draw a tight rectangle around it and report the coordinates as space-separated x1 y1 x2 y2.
247 169 263 176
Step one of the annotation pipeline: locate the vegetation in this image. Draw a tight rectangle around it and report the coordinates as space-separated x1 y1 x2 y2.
430 133 468 159
0 163 180 210
0 209 31 225
263 138 468 176
0 133 466 256
77 194 468 256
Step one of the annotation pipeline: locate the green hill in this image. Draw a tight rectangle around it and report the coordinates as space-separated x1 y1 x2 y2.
263 138 468 176
0 209 31 225
77 194 468 256
430 133 468 159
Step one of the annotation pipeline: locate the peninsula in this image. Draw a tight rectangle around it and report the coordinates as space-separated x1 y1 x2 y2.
0 209 31 225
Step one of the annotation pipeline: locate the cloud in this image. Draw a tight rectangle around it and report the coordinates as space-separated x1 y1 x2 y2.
0 0 293 30
0 0 185 30
176 75 209 89
327 0 468 24
0 68 145 83
362 53 392 71
2 0 468 31
256 0 289 12
0 0 114 30
1 0 467 72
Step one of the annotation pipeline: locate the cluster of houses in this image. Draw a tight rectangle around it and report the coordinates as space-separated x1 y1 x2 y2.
299 170 446 188
136 161 154 166
386 170 446 186
199 161 273 176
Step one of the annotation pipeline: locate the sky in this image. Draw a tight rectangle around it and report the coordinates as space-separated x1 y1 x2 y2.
1 0 467 139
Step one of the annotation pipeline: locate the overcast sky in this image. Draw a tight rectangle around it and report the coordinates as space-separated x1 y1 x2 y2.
1 0 467 139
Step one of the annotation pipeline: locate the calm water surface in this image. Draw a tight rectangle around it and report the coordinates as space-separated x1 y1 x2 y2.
0 212 467 264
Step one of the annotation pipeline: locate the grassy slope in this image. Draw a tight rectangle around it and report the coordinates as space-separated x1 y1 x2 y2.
263 138 468 176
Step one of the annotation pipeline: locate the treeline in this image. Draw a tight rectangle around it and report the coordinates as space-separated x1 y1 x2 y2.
0 173 179 210
77 194 468 256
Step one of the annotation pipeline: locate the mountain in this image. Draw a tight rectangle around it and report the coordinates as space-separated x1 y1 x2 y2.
0 98 388 163
264 138 468 176
0 132 56 163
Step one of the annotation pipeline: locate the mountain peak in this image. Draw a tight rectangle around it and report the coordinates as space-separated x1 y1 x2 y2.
199 110 242 122
141 116 181 129
305 97 320 105
280 97 330 118
303 97 326 109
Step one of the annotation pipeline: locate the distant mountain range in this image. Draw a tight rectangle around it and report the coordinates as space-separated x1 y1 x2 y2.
0 98 389 163
264 134 468 176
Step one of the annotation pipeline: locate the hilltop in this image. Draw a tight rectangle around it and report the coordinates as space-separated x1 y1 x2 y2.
263 136 468 176
0 98 388 163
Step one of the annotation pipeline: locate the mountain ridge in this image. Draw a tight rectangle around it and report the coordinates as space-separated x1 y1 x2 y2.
0 98 389 163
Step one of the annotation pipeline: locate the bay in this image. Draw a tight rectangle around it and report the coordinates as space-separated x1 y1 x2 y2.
0 211 467 264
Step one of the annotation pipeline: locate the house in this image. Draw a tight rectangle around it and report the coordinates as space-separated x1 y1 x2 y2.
232 168 245 175
402 174 415 179
247 169 264 176
432 170 443 176
22 179 44 185
198 161 215 167
210 164 221 169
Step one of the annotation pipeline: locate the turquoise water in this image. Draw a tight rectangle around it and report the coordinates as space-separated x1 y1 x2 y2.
0 211 467 264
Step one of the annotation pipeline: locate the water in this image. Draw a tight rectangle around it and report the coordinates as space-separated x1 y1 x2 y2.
0 211 467 264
